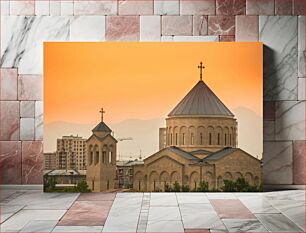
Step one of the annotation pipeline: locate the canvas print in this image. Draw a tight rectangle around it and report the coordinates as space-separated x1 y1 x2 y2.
44 42 262 192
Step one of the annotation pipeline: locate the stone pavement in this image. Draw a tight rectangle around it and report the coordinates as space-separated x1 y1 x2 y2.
0 189 305 232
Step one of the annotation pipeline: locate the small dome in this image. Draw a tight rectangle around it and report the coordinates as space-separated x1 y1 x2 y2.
168 80 234 117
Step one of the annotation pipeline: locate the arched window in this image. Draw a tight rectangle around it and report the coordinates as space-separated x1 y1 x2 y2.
89 151 93 165
200 133 203 145
175 133 178 145
191 133 194 145
217 133 220 145
95 150 99 165
182 133 185 145
229 134 232 146
224 134 227 145
209 133 212 145
170 133 172 145
109 151 112 164
102 151 106 163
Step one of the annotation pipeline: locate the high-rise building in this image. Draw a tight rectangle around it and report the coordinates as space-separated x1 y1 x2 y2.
56 135 87 170
44 152 57 170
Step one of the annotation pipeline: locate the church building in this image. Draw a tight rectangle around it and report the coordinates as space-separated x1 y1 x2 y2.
86 108 117 192
133 62 261 191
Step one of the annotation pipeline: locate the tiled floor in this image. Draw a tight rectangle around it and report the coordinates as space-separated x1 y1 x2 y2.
0 188 305 233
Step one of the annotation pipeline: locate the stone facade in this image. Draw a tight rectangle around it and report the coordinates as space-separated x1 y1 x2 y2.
133 147 261 191
134 78 261 191
86 120 117 192
164 116 237 152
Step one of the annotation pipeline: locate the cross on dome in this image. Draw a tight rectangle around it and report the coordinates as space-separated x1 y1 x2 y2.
99 108 106 122
198 62 205 81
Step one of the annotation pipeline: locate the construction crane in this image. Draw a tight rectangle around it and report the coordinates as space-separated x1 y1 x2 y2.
117 137 133 141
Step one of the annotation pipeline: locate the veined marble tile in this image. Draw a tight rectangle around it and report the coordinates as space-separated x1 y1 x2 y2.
255 213 303 232
206 193 236 199
0 141 22 184
1 16 70 74
275 101 305 140
263 120 275 141
180 204 220 229
236 15 258 42
150 193 177 206
50 1 61 16
208 16 235 36
275 0 293 15
154 0 179 15
10 1 35 15
176 193 210 204
223 219 268 232
180 0 215 15
20 101 35 118
298 16 305 78
70 16 106 42
239 196 279 213
119 0 153 15
246 0 274 15
20 118 35 140
263 141 293 184
9 192 79 210
268 199 305 230
293 0 305 15
18 75 43 100
216 0 246 15
0 204 25 223
20 220 58 232
61 1 73 16
0 68 17 100
148 206 181 221
293 140 305 185
0 209 66 232
21 141 43 184
140 16 161 41
102 205 141 232
162 16 192 36
298 78 305 100
52 226 103 232
146 221 184 233
35 101 43 140
106 16 139 41
0 101 20 140
35 1 50 15
193 16 208 36
74 1 117 15
260 16 298 101
1 0 10 15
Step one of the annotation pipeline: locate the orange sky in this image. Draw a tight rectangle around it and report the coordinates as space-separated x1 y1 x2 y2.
44 42 263 124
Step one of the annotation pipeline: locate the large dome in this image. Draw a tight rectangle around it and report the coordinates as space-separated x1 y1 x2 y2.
168 80 234 117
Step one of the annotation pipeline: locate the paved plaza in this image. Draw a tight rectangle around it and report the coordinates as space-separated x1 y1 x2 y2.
0 188 305 232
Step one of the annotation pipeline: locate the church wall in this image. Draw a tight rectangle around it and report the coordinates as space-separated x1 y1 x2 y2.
86 135 117 192
213 150 261 187
165 117 238 152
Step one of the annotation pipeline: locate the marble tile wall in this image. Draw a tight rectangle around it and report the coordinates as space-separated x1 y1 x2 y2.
0 0 305 187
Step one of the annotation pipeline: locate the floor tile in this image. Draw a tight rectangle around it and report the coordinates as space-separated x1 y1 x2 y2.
268 200 305 231
52 225 103 232
146 220 184 233
148 206 181 221
256 213 304 232
58 201 113 226
102 205 141 232
210 199 256 219
222 219 269 232
184 229 210 233
239 196 279 213
176 193 210 204
150 193 178 206
1 204 25 223
78 192 115 201
7 192 79 210
206 193 237 199
20 220 58 232
0 209 66 232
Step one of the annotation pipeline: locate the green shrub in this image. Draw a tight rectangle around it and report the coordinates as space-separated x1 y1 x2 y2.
196 181 209 192
222 177 262 192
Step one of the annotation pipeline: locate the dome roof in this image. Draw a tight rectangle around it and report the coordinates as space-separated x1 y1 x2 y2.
168 80 234 117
